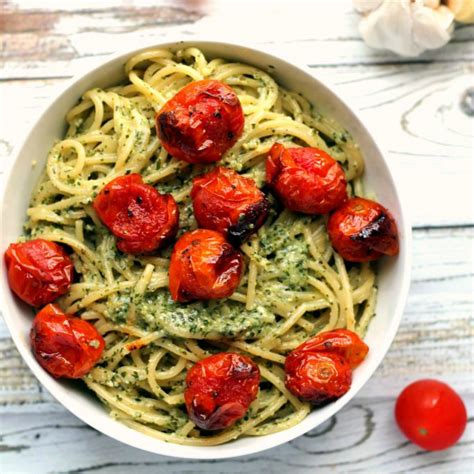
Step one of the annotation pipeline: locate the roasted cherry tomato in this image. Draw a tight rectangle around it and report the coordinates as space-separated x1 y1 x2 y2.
327 197 399 262
266 143 347 214
93 174 179 254
184 352 260 430
30 304 105 379
169 229 243 302
285 351 352 405
156 80 244 164
5 239 73 307
395 379 467 451
191 166 270 245
294 329 369 369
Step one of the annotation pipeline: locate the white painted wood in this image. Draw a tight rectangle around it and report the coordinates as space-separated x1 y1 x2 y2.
0 399 472 473
0 0 473 471
1 1 472 79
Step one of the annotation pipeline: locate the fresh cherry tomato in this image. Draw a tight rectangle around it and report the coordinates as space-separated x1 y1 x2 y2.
5 239 73 307
285 351 352 405
294 329 369 369
184 352 260 430
168 229 243 302
395 379 467 451
156 80 244 164
327 197 399 262
266 143 347 214
93 174 179 254
191 166 270 245
30 304 105 379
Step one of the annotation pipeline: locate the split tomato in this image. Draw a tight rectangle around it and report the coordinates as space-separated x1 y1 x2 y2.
293 329 369 369
156 80 244 164
5 239 73 307
285 329 368 405
168 229 243 302
30 304 105 379
185 352 260 430
93 174 179 254
191 166 269 245
266 143 347 214
327 197 399 262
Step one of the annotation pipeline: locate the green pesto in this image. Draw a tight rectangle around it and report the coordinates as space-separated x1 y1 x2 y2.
106 289 275 340
258 217 311 291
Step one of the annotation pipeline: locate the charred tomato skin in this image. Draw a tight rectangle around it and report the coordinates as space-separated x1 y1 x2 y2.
191 166 270 246
5 239 73 307
266 143 347 215
184 352 260 430
93 174 179 255
30 304 105 379
285 351 352 406
156 80 244 164
294 329 369 369
168 229 243 303
327 197 399 262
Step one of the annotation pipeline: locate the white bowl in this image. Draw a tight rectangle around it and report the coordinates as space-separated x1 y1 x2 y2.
0 40 411 459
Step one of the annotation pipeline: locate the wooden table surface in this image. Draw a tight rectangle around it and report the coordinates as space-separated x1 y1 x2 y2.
0 1 473 472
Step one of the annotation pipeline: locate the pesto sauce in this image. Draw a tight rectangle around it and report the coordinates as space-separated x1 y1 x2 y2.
258 217 310 291
106 211 314 341
107 289 275 339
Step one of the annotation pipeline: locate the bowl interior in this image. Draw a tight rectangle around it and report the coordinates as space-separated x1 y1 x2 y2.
0 40 410 459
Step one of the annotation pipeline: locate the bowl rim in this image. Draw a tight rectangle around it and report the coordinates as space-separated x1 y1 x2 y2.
0 37 412 459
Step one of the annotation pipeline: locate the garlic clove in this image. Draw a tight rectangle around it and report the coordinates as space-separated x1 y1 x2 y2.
436 5 457 31
359 0 425 57
412 3 454 50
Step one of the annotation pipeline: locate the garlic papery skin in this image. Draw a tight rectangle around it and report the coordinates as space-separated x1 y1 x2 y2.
353 0 384 13
412 4 454 50
355 0 455 57
423 0 440 9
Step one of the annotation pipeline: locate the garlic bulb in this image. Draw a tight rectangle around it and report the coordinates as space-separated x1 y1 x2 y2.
354 0 455 57
446 0 474 23
353 0 384 12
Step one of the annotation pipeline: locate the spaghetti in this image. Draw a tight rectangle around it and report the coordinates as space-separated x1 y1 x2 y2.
24 47 376 445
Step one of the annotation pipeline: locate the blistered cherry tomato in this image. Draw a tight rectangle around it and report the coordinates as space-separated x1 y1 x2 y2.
191 167 269 245
156 80 244 164
30 304 105 379
294 329 369 369
169 229 243 302
327 197 399 262
93 174 179 254
5 239 73 307
285 351 352 405
266 143 347 214
395 379 467 451
185 352 260 430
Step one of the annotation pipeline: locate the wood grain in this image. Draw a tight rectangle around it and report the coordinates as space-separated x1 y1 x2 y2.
0 0 473 472
1 1 472 80
0 401 472 472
